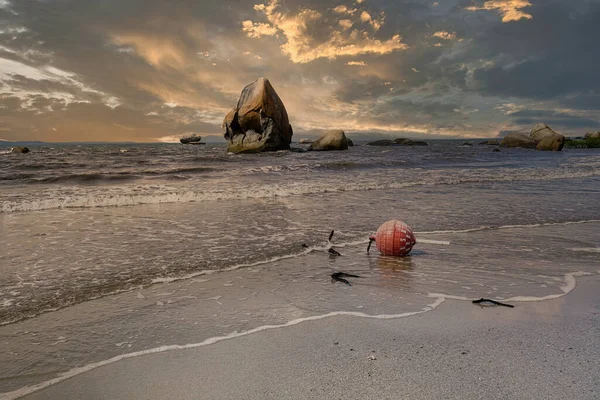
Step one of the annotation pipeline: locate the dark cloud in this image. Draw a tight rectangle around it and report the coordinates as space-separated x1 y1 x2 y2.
509 109 599 131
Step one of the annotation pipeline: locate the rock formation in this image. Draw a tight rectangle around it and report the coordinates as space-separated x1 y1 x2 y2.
479 140 500 146
536 134 565 151
584 132 600 139
223 78 293 153
530 123 565 151
308 130 349 151
500 133 537 149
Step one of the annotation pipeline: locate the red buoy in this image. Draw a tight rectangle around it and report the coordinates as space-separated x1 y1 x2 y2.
370 220 416 256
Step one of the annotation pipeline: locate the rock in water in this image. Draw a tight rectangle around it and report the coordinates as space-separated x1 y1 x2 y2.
367 138 428 146
309 130 349 151
536 134 565 151
347 138 354 147
530 123 565 151
584 132 600 139
500 133 537 149
530 123 557 142
479 140 500 146
180 134 202 144
223 77 293 153
367 139 394 146
11 146 30 154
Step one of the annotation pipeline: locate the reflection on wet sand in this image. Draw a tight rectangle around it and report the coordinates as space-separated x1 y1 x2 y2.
369 254 416 289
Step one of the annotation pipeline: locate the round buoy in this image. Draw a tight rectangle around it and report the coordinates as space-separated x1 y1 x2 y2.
371 220 416 256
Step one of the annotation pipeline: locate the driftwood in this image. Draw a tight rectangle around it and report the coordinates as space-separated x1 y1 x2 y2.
472 298 515 308
331 272 360 286
328 248 341 256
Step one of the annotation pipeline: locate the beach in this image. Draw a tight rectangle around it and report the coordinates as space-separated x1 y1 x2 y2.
1 142 600 399
9 275 600 400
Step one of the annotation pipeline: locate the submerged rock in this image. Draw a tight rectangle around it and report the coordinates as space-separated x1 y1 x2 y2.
223 77 293 153
367 138 428 146
479 140 500 146
347 138 354 147
500 133 537 149
461 142 473 147
309 130 349 151
367 139 394 146
11 146 30 154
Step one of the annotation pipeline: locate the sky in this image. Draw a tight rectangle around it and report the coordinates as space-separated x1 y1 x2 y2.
0 0 599 142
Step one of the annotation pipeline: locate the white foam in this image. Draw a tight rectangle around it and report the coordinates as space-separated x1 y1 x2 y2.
569 247 600 253
505 272 591 302
0 296 446 400
416 219 600 235
4 169 600 213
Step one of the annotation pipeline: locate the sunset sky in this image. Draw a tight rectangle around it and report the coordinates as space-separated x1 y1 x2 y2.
0 0 598 142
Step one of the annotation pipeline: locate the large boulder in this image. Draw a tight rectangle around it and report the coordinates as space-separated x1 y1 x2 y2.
500 133 537 149
223 78 293 153
536 134 565 151
530 123 561 142
529 123 565 151
309 130 349 151
584 132 600 139
11 146 30 154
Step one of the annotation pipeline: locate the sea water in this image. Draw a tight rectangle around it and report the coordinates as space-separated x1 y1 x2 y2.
1 141 599 396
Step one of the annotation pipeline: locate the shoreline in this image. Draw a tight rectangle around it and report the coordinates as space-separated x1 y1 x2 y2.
3 272 599 400
2 218 599 327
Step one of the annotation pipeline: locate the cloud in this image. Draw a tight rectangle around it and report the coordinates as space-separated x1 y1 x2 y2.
466 1 533 22
243 0 406 63
0 0 598 142
432 31 457 40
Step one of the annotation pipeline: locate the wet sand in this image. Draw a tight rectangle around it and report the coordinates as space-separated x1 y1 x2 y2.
13 275 600 400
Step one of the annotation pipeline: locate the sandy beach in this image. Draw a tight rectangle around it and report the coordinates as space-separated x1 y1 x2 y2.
10 274 598 400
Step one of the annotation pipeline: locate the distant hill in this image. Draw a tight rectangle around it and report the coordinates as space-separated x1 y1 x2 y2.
0 141 46 146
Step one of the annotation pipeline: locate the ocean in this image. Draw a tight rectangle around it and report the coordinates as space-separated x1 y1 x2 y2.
1 141 599 396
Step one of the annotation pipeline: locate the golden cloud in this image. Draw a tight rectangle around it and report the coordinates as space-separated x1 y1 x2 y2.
244 0 406 63
112 34 188 68
432 31 457 40
466 0 533 22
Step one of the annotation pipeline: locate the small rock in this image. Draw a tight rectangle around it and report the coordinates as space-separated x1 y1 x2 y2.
368 355 377 361
11 146 30 154
309 130 349 151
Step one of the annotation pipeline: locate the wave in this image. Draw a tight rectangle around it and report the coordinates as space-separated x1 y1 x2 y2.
0 166 217 185
2 168 600 213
